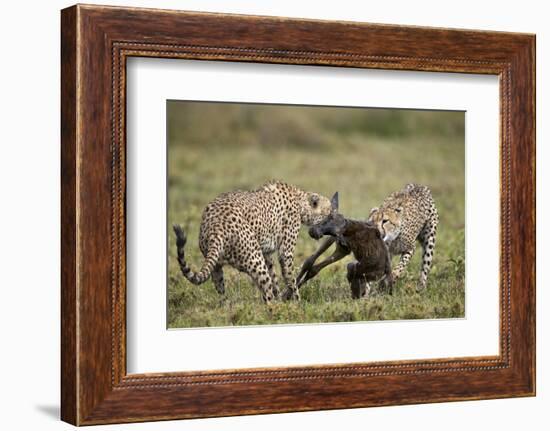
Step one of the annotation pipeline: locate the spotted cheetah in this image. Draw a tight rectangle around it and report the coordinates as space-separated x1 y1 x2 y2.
173 180 337 302
368 183 438 291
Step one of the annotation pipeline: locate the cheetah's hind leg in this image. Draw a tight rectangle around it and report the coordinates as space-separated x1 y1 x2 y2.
233 242 276 303
264 254 280 298
211 265 225 295
418 213 438 291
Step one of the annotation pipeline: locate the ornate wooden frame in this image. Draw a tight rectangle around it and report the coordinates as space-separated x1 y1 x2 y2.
61 4 535 425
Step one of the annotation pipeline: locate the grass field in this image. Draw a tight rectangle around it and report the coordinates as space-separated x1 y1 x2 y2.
167 101 465 328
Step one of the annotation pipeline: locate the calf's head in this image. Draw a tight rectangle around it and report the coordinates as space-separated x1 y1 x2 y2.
308 195 346 240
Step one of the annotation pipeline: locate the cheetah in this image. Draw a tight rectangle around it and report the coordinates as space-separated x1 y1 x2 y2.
368 183 439 291
173 180 337 302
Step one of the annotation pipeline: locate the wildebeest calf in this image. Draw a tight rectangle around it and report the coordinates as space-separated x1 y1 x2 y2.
297 212 393 298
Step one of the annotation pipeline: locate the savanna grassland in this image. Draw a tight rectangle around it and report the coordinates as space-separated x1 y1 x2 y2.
167 101 465 328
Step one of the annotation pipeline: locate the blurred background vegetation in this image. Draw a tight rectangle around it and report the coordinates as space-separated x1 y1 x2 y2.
167 101 465 328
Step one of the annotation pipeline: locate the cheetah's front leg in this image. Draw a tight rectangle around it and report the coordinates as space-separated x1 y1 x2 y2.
393 245 416 282
279 251 299 301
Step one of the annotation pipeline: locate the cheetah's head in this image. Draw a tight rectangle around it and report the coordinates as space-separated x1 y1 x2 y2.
368 205 403 245
300 191 338 227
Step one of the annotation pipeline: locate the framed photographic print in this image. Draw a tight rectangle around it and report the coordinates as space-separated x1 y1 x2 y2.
61 4 535 425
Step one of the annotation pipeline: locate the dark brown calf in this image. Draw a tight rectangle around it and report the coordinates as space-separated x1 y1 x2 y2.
297 212 393 298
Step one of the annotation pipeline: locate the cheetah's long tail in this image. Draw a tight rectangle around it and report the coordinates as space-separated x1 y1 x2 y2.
173 224 220 285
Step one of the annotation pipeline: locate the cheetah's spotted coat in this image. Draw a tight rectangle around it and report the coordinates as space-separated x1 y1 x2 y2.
368 183 439 290
173 181 335 302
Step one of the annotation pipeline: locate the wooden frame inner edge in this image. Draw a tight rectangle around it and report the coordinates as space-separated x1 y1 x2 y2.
110 41 512 388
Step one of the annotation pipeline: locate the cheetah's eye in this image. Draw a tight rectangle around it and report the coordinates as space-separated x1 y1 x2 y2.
382 219 389 225
310 194 320 208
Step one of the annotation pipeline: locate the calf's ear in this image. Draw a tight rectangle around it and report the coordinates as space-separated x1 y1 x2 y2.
331 191 339 211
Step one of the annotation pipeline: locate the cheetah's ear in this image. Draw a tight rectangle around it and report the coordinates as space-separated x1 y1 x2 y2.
309 193 320 208
331 192 339 211
369 207 379 217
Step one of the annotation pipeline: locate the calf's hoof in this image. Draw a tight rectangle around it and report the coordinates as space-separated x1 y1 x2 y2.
379 276 394 295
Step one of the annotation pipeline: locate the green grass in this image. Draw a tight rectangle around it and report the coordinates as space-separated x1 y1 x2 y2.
167 102 465 328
